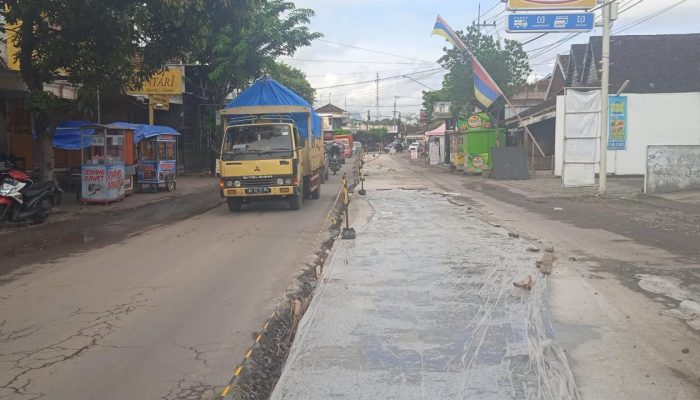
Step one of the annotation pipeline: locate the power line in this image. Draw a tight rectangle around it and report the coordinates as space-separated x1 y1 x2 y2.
521 0 642 60
281 58 435 65
479 1 503 19
313 67 443 90
614 0 689 34
525 0 684 63
316 39 438 64
330 69 443 99
304 65 435 78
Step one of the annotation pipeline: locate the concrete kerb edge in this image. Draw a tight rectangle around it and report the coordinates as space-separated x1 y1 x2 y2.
216 158 362 400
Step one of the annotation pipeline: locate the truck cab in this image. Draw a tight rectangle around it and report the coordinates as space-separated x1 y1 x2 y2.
217 77 325 212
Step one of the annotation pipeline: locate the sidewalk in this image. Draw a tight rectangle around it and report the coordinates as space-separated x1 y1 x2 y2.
271 156 578 400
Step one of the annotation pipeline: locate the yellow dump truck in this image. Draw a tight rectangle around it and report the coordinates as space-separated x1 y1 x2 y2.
218 77 325 211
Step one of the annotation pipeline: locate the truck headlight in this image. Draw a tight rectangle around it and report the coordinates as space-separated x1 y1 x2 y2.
284 177 292 185
276 178 284 185
225 180 234 188
233 180 242 188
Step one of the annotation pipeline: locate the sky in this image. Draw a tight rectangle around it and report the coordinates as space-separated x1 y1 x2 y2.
285 0 700 121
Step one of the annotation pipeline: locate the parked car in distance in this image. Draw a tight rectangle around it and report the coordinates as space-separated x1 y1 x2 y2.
384 142 404 153
408 142 419 152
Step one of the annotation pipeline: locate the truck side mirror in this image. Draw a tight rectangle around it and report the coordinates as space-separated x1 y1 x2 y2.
295 131 305 149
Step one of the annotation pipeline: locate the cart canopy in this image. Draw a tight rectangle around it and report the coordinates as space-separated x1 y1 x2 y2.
53 122 180 150
225 76 322 138
52 121 95 150
108 122 180 143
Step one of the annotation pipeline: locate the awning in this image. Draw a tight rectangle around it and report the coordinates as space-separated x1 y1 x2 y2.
81 122 180 143
425 123 446 137
52 121 95 150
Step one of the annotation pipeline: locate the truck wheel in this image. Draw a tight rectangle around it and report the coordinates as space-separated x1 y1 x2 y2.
302 176 311 199
227 198 242 212
289 192 302 210
311 183 321 199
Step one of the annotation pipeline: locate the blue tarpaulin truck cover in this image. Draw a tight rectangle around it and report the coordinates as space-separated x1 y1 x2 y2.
224 76 322 138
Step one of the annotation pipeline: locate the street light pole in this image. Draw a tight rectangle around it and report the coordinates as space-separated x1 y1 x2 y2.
599 0 612 192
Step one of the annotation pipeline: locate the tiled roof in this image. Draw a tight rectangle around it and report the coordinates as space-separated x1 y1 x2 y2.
315 103 347 114
586 33 700 93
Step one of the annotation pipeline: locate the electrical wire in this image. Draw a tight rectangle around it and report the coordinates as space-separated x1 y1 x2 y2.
313 67 443 90
316 39 439 65
614 0 689 34
280 58 435 65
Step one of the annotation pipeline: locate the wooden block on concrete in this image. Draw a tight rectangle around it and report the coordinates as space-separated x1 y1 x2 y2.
540 252 555 275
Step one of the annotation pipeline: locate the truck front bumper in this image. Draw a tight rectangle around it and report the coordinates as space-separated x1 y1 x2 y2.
222 186 298 197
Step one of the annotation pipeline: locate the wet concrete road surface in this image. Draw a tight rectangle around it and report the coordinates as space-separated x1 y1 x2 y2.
0 170 348 400
271 158 578 400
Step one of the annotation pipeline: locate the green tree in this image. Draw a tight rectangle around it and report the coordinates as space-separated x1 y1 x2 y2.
265 62 315 104
425 26 530 118
202 0 321 104
1 0 207 180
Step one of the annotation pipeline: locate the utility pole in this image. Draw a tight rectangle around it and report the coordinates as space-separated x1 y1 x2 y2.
473 3 497 31
599 0 612 192
375 73 380 121
393 96 398 126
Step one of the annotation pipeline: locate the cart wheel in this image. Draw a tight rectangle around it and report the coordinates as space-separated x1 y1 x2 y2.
165 177 175 192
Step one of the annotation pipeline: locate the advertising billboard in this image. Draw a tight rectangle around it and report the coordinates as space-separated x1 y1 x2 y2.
507 0 596 10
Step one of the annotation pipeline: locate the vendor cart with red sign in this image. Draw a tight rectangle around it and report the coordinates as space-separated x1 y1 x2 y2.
79 124 133 204
136 126 180 192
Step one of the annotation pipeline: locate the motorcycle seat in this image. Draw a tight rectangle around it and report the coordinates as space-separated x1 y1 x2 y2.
22 181 55 198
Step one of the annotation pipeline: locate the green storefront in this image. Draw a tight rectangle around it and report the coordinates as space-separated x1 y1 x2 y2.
455 113 504 174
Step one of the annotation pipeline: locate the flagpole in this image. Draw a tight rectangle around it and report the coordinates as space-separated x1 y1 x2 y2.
433 15 546 162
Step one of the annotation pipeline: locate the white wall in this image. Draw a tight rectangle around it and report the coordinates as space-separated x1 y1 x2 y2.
556 92 700 176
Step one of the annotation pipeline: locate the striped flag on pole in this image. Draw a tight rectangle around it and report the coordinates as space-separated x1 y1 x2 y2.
432 15 503 108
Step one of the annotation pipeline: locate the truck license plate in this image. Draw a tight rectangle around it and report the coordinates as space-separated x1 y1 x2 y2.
246 187 271 194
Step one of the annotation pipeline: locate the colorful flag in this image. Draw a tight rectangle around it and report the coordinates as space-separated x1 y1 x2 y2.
432 15 503 108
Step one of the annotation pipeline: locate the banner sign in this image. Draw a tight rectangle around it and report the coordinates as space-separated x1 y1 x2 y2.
126 68 183 95
507 13 594 32
81 164 125 201
507 0 596 10
150 94 170 111
608 96 627 150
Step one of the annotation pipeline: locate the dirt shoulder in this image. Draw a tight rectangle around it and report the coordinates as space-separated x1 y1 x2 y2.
0 184 223 280
466 181 700 260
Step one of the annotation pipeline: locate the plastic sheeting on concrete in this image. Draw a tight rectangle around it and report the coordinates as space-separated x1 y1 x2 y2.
271 190 579 400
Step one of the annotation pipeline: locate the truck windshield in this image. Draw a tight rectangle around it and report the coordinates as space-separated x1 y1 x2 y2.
222 124 293 160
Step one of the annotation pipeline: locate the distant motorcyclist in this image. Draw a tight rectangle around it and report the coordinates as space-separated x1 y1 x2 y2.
327 142 343 175
328 142 343 158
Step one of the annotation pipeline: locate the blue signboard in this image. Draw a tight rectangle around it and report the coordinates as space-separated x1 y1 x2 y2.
608 96 627 150
507 13 594 32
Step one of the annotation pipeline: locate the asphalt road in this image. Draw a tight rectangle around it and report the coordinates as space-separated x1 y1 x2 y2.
0 165 349 400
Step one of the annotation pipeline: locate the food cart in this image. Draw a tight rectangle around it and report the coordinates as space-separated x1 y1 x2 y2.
79 124 135 204
457 113 504 175
135 125 180 192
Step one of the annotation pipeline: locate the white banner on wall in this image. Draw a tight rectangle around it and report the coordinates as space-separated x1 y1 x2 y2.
561 89 601 187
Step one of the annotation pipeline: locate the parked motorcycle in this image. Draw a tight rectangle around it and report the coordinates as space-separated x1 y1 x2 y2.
0 165 61 224
330 154 341 175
